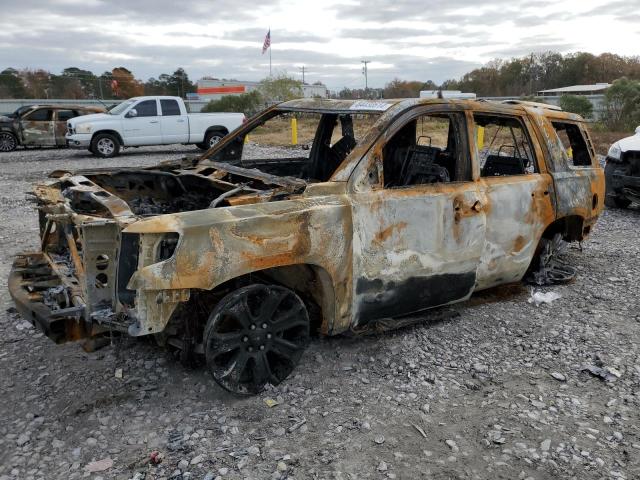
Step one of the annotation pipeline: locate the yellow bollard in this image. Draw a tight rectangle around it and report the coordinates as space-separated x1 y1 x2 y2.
244 134 249 143
477 126 484 150
291 117 298 145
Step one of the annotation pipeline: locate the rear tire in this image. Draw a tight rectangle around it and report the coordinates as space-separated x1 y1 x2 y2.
91 133 120 158
525 233 576 285
197 130 226 151
0 132 18 152
204 284 310 395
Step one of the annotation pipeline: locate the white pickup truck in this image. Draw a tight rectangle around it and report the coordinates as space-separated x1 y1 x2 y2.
66 96 245 158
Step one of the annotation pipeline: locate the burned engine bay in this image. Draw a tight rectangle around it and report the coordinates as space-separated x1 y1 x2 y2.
54 158 308 219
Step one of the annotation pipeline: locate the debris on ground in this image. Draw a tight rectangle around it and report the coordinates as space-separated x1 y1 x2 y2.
84 458 113 473
528 290 561 306
582 364 622 382
0 146 638 480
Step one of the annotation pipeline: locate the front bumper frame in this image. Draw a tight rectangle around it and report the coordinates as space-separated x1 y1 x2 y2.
9 253 106 343
65 133 92 149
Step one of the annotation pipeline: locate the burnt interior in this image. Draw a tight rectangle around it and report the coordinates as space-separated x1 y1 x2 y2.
83 171 226 215
210 111 362 183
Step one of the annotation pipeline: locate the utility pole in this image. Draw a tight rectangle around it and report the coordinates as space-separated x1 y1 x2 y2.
361 60 370 96
299 65 306 84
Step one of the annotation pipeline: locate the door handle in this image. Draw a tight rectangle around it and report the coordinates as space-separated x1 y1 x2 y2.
149 120 159 124
177 119 185 123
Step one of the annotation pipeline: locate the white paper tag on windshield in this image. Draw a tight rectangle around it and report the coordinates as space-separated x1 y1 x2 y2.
349 100 392 111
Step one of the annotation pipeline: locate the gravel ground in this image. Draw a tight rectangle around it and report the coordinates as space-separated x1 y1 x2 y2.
1 146 639 480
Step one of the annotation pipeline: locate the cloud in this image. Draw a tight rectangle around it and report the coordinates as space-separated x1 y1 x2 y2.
0 0 637 90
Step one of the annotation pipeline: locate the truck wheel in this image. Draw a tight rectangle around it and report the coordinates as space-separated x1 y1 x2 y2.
0 132 18 152
204 284 310 395
91 133 120 158
198 130 226 151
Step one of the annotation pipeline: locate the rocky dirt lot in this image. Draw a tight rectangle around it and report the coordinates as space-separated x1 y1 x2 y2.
0 146 639 480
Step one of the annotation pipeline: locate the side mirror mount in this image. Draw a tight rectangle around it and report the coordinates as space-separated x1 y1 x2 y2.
126 109 138 118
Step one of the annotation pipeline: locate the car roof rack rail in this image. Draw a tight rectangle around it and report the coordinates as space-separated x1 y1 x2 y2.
499 99 562 111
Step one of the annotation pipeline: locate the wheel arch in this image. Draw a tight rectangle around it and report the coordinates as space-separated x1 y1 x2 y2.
190 262 338 337
540 214 588 243
205 126 229 137
91 129 124 146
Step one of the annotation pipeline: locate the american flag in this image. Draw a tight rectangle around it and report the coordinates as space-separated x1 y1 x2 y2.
262 29 271 54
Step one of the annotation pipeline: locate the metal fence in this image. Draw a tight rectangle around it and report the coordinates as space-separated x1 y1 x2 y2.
0 98 210 115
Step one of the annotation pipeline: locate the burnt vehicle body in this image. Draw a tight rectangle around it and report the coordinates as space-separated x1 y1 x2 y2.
0 104 104 152
9 98 604 394
604 127 640 208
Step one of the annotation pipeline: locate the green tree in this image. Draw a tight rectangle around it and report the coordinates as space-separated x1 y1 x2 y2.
20 69 52 98
559 95 594 118
0 68 27 98
202 91 263 115
61 67 99 98
259 73 303 102
602 77 640 130
383 79 424 98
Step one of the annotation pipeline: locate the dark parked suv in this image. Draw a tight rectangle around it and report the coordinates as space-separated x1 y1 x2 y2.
0 104 104 152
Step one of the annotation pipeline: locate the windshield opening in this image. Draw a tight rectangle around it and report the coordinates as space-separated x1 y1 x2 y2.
206 110 379 183
109 100 135 115
14 106 33 117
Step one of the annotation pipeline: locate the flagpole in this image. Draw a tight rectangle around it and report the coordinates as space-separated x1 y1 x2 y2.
269 28 272 77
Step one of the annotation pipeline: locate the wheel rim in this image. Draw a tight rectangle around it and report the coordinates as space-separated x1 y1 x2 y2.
0 133 16 152
209 135 222 148
205 285 309 395
528 233 576 285
96 137 115 155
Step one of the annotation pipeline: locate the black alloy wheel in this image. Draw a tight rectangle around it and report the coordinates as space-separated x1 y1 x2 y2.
0 132 18 152
204 284 310 395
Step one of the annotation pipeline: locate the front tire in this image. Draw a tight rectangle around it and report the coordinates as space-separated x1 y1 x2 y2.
0 132 18 152
91 133 120 158
204 284 310 395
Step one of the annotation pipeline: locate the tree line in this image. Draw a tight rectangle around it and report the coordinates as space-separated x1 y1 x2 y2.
334 51 640 99
0 67 196 99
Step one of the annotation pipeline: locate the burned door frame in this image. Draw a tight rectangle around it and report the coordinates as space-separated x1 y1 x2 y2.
20 107 56 146
469 111 557 290
54 109 77 146
530 115 603 229
348 104 487 325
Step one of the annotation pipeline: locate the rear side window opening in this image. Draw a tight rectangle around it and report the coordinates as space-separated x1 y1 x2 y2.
474 114 538 177
551 122 593 167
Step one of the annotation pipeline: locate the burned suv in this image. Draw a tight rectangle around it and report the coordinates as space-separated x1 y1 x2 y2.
0 104 104 152
9 98 604 394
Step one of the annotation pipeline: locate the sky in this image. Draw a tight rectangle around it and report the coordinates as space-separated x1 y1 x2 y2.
0 0 639 91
